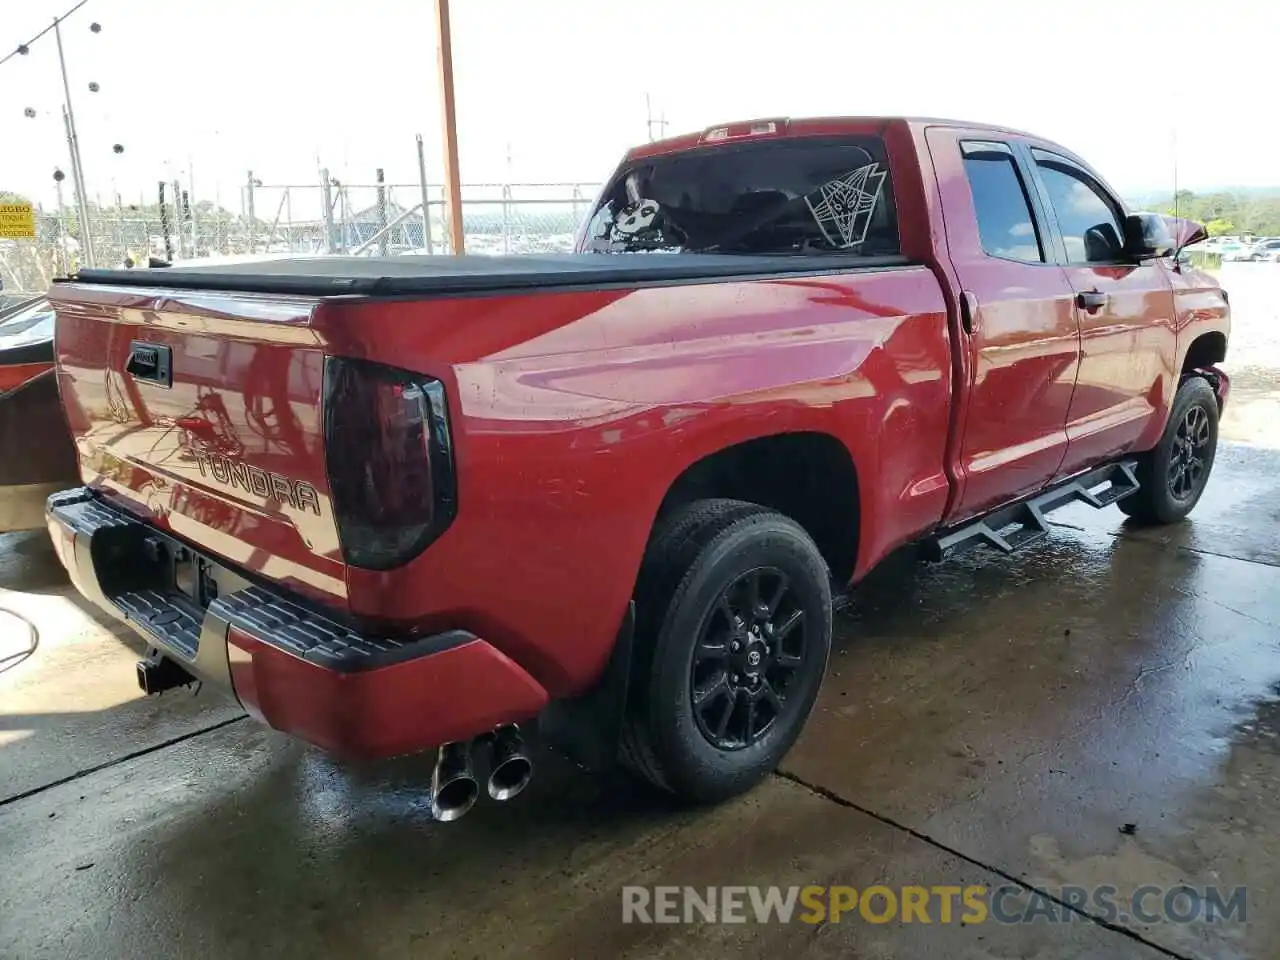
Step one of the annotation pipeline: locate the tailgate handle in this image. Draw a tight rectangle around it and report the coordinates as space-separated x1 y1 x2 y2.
126 341 172 388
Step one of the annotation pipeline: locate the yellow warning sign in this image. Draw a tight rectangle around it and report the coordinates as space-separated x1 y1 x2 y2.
0 203 36 239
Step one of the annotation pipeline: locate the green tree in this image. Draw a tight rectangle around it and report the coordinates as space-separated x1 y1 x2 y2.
1137 188 1280 236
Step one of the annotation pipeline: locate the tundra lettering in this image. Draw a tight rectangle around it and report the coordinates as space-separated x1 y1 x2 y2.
192 448 321 516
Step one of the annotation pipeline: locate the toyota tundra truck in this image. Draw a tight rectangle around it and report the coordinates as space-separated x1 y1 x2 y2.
44 117 1230 819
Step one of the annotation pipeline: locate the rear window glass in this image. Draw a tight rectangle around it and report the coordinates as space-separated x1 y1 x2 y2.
582 136 899 257
962 149 1044 263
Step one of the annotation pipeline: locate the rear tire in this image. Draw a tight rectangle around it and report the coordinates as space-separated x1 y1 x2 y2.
1118 376 1219 524
621 499 832 803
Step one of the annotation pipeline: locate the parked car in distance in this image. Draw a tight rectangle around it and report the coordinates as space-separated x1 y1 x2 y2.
1248 238 1280 262
1217 238 1255 261
0 297 80 532
45 116 1230 817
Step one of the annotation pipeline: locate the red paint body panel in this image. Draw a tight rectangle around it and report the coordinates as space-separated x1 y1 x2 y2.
0 361 53 394
326 269 953 693
46 116 1231 758
225 625 547 760
49 285 346 606
924 125 1081 519
1057 263 1178 472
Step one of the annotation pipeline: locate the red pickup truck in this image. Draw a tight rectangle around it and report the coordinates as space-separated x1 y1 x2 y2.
46 117 1229 819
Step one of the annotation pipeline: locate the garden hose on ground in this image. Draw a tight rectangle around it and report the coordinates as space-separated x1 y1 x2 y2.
0 606 39 668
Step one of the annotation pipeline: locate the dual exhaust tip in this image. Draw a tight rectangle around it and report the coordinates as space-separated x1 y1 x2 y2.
430 724 533 822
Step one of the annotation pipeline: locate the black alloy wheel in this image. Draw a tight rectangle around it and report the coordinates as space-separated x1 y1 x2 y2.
621 499 833 804
1169 403 1211 501
1119 376 1219 525
690 567 807 750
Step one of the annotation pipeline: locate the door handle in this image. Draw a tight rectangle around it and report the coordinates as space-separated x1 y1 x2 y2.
1076 290 1108 312
960 290 979 335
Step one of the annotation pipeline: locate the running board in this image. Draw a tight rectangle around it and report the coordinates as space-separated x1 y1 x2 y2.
925 460 1140 561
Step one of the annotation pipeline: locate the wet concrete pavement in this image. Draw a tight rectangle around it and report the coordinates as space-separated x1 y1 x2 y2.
4 452 1280 956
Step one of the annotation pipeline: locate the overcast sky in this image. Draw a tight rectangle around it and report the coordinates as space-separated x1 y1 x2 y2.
3 0 1277 211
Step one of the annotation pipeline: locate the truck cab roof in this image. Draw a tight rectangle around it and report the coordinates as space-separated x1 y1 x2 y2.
627 115 1045 162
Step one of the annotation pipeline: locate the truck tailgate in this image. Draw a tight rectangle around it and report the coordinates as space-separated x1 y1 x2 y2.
49 283 346 606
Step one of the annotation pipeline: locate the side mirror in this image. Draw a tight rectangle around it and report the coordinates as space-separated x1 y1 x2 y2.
1084 223 1124 262
1164 215 1209 257
1123 212 1176 260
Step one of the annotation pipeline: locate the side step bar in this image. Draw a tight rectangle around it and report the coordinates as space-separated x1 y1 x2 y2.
925 460 1139 562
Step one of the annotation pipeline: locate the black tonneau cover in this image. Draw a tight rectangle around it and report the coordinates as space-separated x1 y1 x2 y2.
67 253 912 298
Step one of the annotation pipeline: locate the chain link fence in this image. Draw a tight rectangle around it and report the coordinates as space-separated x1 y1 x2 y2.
1 177 602 296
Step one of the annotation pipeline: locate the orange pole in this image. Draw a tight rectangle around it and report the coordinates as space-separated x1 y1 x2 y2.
434 0 465 254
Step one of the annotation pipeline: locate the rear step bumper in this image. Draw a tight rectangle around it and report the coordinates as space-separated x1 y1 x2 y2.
45 488 549 760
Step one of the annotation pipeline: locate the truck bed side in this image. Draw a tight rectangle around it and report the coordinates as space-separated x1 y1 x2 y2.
319 265 952 693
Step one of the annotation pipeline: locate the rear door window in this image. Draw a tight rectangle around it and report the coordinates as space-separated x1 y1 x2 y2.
582 136 899 257
961 141 1044 263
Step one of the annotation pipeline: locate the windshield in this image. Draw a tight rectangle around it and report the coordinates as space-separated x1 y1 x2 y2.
582 136 899 257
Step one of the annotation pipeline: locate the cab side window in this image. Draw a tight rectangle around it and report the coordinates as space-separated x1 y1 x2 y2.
961 141 1044 263
1035 158 1126 264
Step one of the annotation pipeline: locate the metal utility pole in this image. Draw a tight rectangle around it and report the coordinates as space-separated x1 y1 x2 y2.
54 17 95 267
416 134 435 255
434 0 465 254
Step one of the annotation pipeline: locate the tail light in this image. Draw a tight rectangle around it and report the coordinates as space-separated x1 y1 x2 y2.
322 357 457 570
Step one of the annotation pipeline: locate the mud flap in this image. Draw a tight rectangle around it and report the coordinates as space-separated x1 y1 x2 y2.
538 601 634 772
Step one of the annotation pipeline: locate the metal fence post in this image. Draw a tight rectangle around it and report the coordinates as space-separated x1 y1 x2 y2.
188 168 199 254
416 135 435 255
54 177 68 275
320 169 335 254
339 185 350 254
376 168 388 257
173 180 186 259
181 190 193 257
114 192 124 260
502 183 511 255
246 170 257 254
158 181 173 262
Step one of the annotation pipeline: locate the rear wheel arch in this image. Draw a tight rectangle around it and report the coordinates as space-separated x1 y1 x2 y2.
652 431 862 585
538 431 860 773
